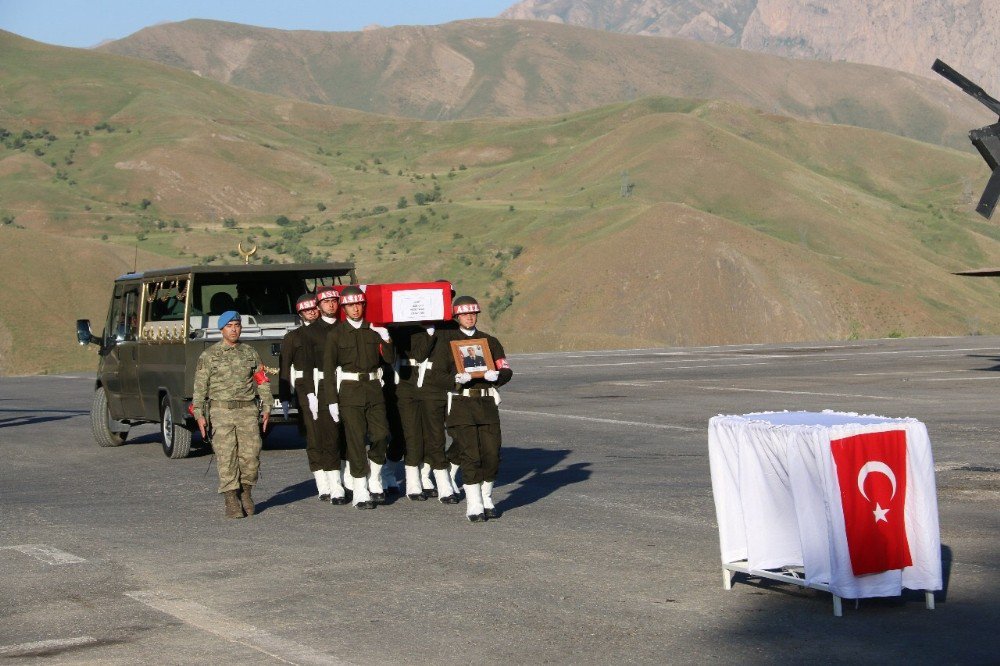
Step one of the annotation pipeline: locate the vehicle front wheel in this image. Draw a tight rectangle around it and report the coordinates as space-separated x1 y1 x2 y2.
91 388 128 447
160 395 192 459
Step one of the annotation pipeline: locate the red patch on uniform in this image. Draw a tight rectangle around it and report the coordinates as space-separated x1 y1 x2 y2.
254 366 270 385
495 357 510 370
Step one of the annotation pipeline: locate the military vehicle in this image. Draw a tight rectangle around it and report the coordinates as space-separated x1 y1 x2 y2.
76 262 356 458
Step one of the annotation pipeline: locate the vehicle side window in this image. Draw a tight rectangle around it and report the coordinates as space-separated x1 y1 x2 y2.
202 285 238 315
106 285 125 342
146 279 189 322
122 288 140 341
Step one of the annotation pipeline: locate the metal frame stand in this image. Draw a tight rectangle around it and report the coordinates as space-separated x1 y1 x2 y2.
722 562 935 617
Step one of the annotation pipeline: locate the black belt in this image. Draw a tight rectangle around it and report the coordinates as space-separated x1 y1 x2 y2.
211 399 256 409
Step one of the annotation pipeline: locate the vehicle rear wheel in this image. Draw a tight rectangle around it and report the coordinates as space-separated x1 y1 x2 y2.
91 388 128 447
160 395 192 459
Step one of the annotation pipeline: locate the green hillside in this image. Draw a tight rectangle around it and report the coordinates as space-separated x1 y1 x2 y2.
1 30 999 375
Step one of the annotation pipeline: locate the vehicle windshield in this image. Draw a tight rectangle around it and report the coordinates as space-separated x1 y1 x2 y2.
191 274 333 324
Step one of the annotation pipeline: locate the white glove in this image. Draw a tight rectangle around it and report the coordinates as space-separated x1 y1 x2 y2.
329 403 340 423
370 325 391 343
281 400 290 419
483 370 499 382
455 372 472 385
307 393 319 420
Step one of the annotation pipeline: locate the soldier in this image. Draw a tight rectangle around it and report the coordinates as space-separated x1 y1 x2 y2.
430 296 513 522
278 293 334 501
192 310 273 519
299 285 348 504
390 322 460 504
323 286 395 509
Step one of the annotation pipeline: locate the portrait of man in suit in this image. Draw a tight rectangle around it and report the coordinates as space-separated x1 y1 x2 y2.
460 344 488 372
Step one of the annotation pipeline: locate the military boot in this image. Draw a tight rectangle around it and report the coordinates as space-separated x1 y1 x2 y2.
482 480 500 519
240 484 255 516
464 483 486 523
223 490 244 519
434 468 460 504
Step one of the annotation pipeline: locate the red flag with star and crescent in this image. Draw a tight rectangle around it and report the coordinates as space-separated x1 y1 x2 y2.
831 430 913 576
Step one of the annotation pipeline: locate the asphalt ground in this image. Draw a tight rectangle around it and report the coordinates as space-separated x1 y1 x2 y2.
1 336 998 664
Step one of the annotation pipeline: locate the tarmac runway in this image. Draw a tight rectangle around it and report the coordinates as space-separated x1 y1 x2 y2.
1 336 998 664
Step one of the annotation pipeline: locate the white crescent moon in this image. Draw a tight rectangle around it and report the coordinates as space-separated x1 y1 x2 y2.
857 461 897 502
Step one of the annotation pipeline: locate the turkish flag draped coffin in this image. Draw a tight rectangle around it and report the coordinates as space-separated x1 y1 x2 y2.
830 430 913 575
335 282 452 325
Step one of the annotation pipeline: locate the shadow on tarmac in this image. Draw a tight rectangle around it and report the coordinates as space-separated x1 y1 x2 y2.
257 479 315 513
0 408 87 429
496 446 591 514
249 445 592 515
966 354 1000 371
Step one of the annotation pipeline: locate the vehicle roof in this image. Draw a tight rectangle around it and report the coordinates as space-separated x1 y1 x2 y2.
114 262 356 282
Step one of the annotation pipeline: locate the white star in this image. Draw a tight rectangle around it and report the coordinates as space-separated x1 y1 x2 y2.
873 503 890 523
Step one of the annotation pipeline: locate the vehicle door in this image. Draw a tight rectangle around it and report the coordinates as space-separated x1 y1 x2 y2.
99 282 143 418
137 277 190 421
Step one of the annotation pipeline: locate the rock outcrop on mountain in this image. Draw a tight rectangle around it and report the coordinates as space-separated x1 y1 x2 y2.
501 0 1000 96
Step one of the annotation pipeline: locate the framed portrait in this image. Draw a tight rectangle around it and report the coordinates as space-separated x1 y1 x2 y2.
450 338 494 378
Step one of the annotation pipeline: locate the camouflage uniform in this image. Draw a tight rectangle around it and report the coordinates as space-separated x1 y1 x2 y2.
193 341 272 493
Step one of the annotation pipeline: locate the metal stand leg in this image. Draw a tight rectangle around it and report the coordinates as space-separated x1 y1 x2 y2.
832 595 843 617
722 568 733 590
925 591 935 610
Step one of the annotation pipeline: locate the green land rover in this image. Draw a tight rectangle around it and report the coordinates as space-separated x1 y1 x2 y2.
77 262 356 458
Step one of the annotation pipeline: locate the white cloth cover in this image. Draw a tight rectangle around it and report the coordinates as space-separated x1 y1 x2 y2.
449 462 462 495
433 468 455 499
313 470 330 497
325 469 345 500
405 465 422 496
481 480 495 510
352 475 371 505
464 483 484 517
341 461 353 492
708 410 942 599
368 462 384 494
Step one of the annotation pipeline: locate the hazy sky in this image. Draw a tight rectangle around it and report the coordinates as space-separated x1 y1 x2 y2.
0 0 516 48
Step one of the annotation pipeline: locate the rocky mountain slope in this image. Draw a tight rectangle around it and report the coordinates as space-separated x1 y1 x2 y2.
501 0 1000 96
96 19 994 151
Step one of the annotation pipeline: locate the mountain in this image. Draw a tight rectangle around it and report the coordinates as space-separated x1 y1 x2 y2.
3 30 1000 375
95 18 995 151
501 0 1000 96
502 0 755 43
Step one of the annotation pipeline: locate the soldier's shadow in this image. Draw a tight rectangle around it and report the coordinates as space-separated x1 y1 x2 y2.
492 446 590 513
256 479 314 512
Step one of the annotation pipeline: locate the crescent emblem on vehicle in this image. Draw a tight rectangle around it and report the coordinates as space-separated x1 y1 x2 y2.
238 242 258 265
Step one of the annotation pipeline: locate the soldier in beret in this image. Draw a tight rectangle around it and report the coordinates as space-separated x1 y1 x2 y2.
429 296 513 522
192 310 272 519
